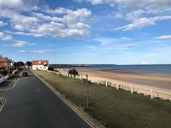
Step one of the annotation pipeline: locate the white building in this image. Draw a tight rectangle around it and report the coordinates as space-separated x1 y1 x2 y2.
32 60 48 70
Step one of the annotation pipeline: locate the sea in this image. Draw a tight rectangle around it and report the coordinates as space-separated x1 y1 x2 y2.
75 64 171 74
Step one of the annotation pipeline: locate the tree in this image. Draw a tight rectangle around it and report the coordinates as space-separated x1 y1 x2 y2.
68 69 78 77
26 61 32 67
0 67 8 75
13 61 25 69
48 67 54 71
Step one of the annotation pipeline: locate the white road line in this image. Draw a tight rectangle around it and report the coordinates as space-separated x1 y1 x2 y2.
0 79 19 92
0 99 7 112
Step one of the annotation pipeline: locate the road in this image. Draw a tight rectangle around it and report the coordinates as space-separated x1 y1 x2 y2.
0 69 91 128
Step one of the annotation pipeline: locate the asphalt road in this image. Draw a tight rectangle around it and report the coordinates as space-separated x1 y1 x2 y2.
0 74 18 90
0 69 91 128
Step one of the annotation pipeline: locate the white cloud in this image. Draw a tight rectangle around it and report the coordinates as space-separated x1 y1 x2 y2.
120 37 131 41
82 0 170 13
115 0 171 13
115 13 123 18
0 0 24 10
18 50 57 54
5 41 36 47
126 9 144 21
57 29 89 38
47 7 92 19
93 37 116 45
32 12 63 22
115 16 171 31
85 45 98 49
86 0 115 6
80 0 171 13
156 35 171 40
0 0 39 11
13 41 35 47
0 7 40 32
78 0 171 31
0 32 13 41
74 0 84 3
114 44 137 50
3 7 92 39
0 21 6 26
18 50 26 53
31 50 57 54
87 0 105 5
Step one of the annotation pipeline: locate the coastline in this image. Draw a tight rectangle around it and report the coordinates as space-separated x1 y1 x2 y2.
77 69 171 89
55 68 171 99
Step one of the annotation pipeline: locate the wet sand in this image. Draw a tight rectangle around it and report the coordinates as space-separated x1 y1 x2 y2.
77 69 171 89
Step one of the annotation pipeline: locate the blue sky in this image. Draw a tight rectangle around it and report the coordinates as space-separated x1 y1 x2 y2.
0 0 171 64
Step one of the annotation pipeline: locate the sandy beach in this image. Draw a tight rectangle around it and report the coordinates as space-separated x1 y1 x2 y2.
78 69 171 89
55 68 171 99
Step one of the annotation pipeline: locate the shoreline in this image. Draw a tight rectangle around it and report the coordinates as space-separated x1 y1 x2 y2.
77 69 171 89
99 69 171 77
55 68 171 100
56 68 171 89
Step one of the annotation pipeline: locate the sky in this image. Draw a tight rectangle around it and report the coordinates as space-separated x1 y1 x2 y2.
0 0 171 64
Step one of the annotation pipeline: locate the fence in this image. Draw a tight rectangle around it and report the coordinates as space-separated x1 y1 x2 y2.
47 70 171 101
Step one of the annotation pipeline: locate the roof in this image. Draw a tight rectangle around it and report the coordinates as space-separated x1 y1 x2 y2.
0 57 9 63
32 60 49 65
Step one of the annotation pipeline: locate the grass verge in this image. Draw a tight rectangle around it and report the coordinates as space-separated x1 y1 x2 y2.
35 71 171 128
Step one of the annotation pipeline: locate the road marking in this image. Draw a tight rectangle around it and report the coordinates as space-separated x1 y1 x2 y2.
10 78 19 89
0 79 19 92
0 99 6 112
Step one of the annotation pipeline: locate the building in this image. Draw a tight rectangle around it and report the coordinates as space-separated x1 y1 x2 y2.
0 56 12 71
32 60 49 70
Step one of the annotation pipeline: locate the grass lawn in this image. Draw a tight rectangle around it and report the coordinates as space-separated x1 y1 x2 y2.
35 71 171 128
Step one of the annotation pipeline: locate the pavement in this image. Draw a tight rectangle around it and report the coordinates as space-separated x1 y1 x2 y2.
0 69 91 128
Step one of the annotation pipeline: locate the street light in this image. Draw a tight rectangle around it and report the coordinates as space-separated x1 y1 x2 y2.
86 74 89 108
8 61 11 75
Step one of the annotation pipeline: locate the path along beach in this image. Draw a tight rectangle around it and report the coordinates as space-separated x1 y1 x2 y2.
56 68 171 100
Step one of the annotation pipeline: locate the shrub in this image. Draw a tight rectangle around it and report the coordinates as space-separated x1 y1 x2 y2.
48 67 54 71
0 67 8 75
68 68 78 77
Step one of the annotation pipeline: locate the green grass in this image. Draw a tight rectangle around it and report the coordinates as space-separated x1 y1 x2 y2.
35 71 171 128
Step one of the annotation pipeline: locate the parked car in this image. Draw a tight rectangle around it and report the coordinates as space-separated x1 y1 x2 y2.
21 72 28 77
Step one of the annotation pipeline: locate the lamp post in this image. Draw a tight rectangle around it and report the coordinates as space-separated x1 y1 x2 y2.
8 61 11 75
86 74 89 108
8 63 10 74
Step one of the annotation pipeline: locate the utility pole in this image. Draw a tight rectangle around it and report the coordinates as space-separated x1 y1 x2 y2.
8 60 11 75
86 74 89 108
8 63 10 74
